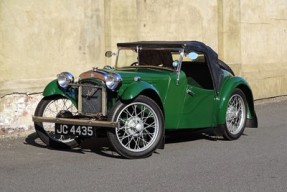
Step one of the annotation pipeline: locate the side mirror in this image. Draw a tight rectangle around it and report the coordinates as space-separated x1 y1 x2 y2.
105 51 116 57
187 52 199 60
172 60 179 68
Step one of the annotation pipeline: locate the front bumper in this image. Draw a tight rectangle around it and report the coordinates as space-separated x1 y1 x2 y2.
32 116 118 128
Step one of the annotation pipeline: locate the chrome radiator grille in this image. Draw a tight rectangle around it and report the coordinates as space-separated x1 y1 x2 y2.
78 82 107 116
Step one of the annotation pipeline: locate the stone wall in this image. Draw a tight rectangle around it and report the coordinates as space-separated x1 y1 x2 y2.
240 0 287 99
0 0 287 135
0 0 106 95
0 94 41 136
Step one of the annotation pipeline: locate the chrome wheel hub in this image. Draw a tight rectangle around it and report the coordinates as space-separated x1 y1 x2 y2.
126 117 144 136
116 102 159 152
227 106 238 119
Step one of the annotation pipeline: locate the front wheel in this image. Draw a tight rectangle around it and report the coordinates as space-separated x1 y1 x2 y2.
220 89 247 140
34 96 79 149
107 95 164 159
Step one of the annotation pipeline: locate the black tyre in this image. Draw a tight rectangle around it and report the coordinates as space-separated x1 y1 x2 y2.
107 95 164 159
34 96 79 149
220 89 247 140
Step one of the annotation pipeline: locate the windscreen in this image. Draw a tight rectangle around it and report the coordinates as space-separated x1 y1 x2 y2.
116 48 180 70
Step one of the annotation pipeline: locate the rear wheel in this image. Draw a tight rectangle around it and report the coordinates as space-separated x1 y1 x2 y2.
221 89 247 140
34 96 79 148
107 95 164 159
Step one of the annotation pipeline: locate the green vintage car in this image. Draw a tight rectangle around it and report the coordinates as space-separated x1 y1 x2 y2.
32 41 258 158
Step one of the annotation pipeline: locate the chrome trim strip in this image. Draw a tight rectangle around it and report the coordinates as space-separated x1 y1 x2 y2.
102 86 107 116
176 50 185 85
78 85 82 113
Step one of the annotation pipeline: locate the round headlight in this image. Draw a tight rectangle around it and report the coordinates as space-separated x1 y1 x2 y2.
105 73 122 91
57 72 74 89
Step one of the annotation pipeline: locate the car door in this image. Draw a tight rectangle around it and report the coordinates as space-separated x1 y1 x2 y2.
178 53 217 128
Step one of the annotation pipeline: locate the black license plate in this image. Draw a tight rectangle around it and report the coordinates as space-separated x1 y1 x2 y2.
55 124 95 136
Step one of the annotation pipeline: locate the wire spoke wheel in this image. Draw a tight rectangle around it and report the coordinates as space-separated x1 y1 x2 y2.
34 96 79 148
107 95 164 159
226 94 246 135
43 98 77 143
221 88 247 140
116 102 159 152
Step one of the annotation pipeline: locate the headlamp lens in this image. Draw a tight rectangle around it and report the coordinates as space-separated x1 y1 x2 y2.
57 72 74 89
105 73 122 91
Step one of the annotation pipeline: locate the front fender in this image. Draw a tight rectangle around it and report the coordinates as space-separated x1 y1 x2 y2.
43 80 77 105
218 77 257 126
120 81 160 101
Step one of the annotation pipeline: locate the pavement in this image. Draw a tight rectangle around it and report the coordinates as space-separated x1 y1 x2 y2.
0 97 287 192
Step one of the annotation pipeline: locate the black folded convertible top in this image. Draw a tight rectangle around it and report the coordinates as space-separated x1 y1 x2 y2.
118 41 208 51
117 41 223 92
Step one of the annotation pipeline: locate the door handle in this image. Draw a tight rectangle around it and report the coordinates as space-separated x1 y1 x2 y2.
186 88 195 96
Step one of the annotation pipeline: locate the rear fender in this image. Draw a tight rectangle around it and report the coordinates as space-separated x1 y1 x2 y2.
43 80 77 106
218 77 258 127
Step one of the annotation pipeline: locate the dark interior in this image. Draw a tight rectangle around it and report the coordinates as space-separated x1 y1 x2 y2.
181 61 214 90
138 50 173 68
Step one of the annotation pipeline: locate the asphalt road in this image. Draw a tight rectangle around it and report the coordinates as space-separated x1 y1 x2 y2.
0 98 287 192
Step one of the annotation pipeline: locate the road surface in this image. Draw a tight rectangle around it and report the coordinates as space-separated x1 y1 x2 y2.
0 98 286 192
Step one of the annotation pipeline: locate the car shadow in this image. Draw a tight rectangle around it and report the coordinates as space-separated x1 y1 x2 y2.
24 132 125 159
24 128 225 159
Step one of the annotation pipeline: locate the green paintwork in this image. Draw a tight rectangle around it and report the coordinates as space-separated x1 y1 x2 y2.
179 83 216 128
115 68 217 129
114 68 184 129
121 81 159 100
217 71 256 124
115 67 257 129
115 68 170 101
40 66 256 130
43 80 62 96
43 79 77 106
